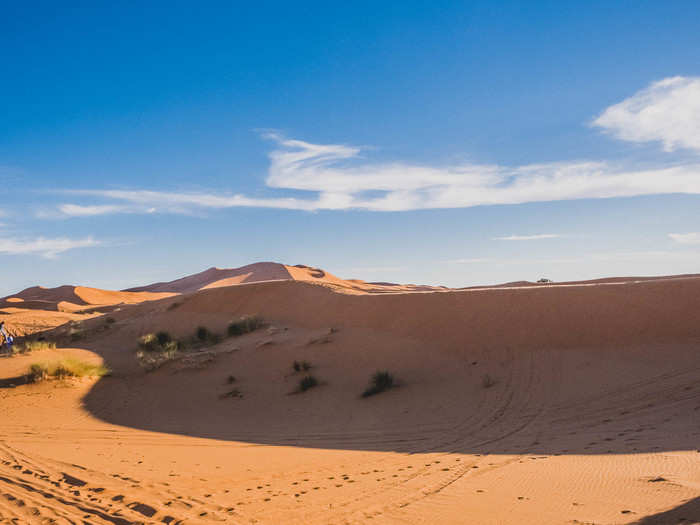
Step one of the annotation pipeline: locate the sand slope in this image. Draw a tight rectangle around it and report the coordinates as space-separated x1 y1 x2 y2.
126 261 446 294
0 272 699 524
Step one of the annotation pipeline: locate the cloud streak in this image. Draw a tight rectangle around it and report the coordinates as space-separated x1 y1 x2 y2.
0 236 100 258
493 234 563 241
57 144 700 215
593 76 700 152
668 232 700 244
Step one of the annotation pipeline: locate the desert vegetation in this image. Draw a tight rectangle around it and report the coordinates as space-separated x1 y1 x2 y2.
8 339 56 356
27 358 109 383
297 374 319 392
227 315 264 336
362 370 395 398
482 374 496 388
293 360 312 372
136 319 261 371
136 331 180 371
219 387 243 399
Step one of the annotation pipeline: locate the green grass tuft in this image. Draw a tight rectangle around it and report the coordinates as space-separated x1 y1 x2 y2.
362 370 395 398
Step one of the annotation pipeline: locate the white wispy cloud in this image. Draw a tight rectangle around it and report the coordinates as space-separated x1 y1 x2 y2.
493 234 563 241
668 232 700 244
58 189 318 216
58 204 139 217
0 236 100 258
447 258 494 264
56 143 700 215
53 77 700 215
593 76 700 152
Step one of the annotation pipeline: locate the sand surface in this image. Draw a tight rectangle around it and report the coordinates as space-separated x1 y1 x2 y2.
1 268 699 524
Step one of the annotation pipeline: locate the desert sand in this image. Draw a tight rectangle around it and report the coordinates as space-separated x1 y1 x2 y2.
0 263 699 524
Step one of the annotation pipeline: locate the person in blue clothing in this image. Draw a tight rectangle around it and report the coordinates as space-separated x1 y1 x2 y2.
0 320 12 351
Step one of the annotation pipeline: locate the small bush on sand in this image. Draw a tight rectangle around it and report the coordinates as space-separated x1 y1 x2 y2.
138 332 179 354
227 316 264 337
193 326 221 346
226 375 236 384
298 375 319 392
292 360 311 373
136 332 180 371
196 326 210 341
481 374 495 388
167 301 182 311
27 358 109 383
11 340 56 355
28 363 47 382
105 317 116 324
362 371 395 398
219 388 243 399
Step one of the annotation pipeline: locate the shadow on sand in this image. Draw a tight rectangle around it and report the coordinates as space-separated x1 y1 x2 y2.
630 497 700 524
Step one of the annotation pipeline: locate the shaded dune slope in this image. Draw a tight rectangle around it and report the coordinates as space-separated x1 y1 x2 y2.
82 276 700 454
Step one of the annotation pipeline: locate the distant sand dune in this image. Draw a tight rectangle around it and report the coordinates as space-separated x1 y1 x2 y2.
126 261 447 294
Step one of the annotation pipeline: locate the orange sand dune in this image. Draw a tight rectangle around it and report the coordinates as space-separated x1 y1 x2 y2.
127 261 446 295
1 285 175 313
1 271 699 524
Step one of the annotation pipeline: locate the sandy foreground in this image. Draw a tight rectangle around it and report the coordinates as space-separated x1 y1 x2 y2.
1 271 699 524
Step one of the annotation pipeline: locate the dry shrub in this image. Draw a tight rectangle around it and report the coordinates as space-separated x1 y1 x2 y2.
27 358 109 383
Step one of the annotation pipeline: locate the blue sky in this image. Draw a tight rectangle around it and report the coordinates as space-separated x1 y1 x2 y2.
2 1 700 295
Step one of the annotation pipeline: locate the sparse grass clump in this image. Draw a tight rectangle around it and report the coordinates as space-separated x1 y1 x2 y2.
27 358 109 383
219 388 243 399
196 326 210 341
136 331 180 371
138 331 179 353
227 316 264 337
193 326 221 346
298 375 319 392
481 374 495 388
362 370 395 398
11 339 56 355
292 360 311 372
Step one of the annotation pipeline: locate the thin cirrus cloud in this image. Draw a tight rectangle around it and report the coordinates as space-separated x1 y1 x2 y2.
668 232 700 244
0 236 100 258
592 76 700 152
493 234 563 241
55 76 700 217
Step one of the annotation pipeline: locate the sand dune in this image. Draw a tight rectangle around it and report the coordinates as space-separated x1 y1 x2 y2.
1 269 699 524
126 261 446 294
1 285 175 313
